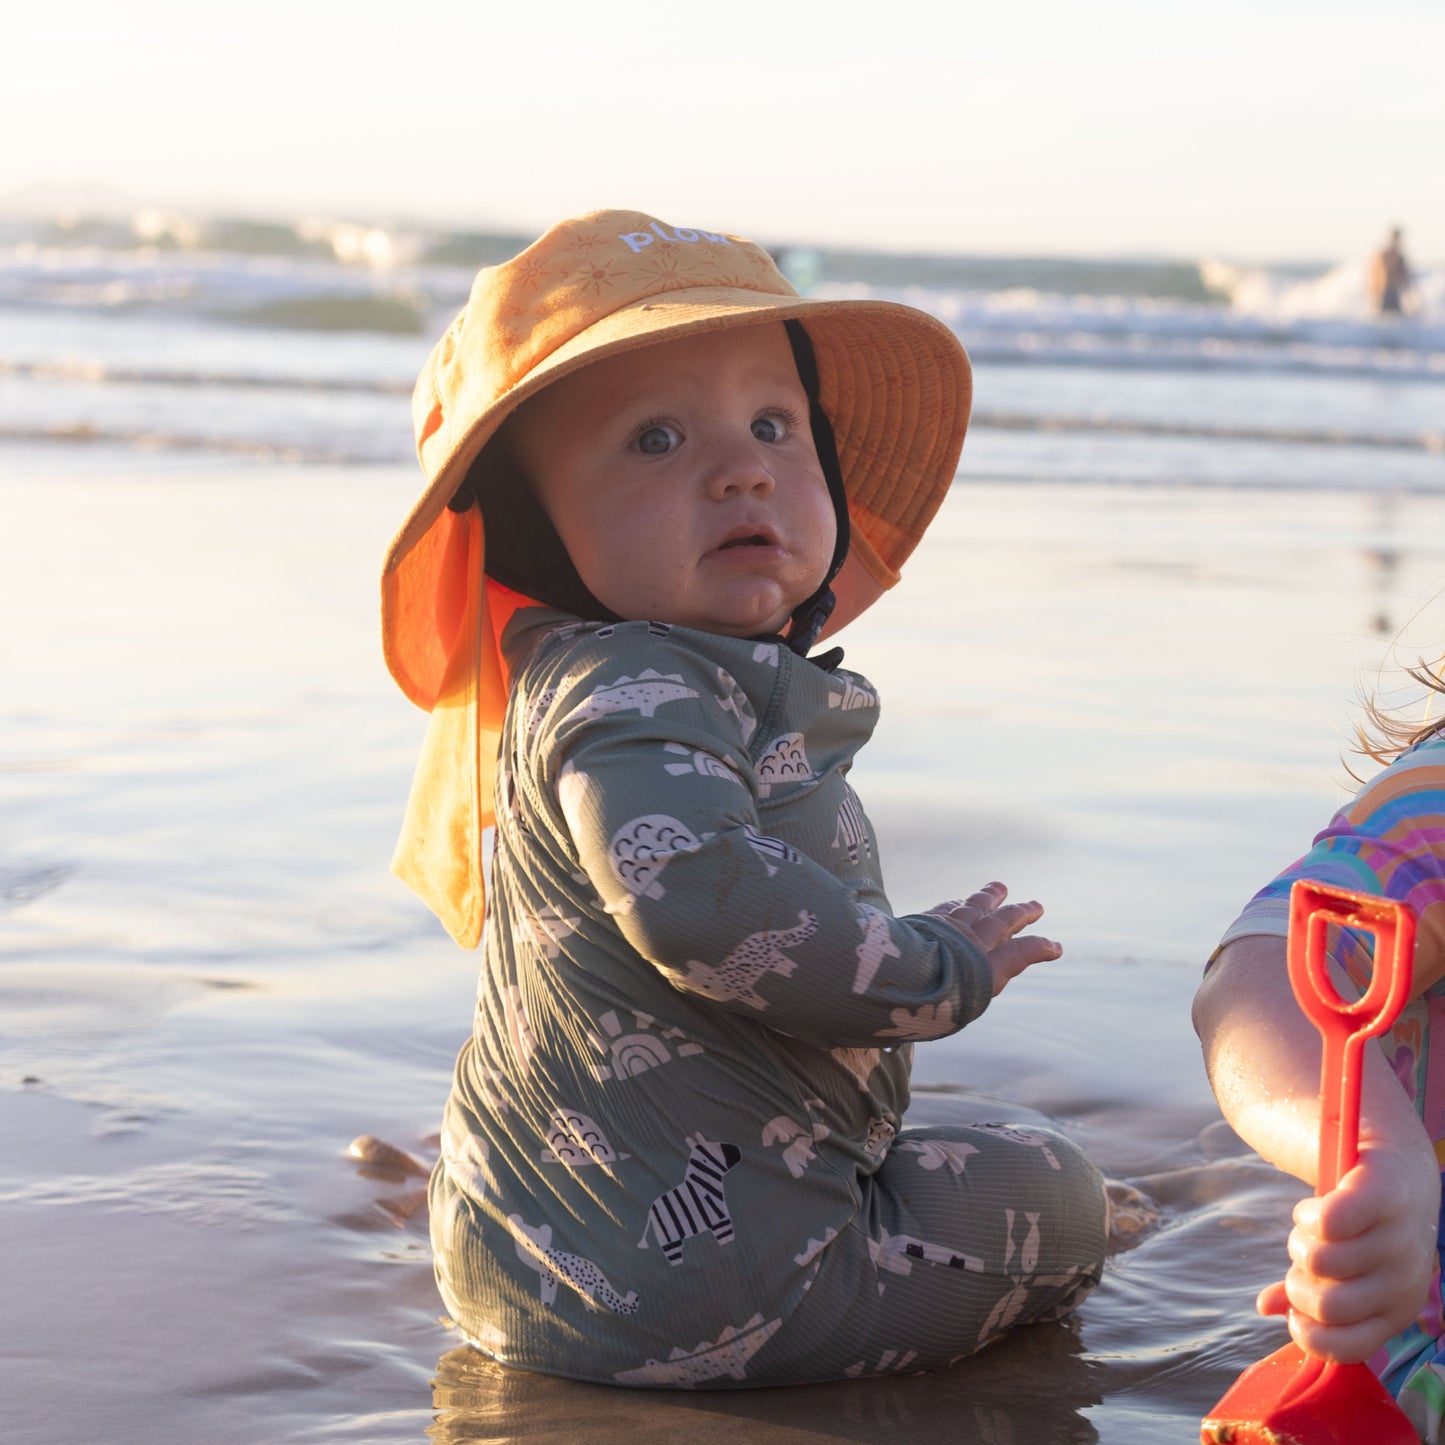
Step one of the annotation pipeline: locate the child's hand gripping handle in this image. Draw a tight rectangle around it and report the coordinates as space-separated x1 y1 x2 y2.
1200 881 1420 1444
1286 880 1416 1196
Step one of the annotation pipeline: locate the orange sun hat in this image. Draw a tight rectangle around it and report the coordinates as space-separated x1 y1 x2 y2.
383 209 972 946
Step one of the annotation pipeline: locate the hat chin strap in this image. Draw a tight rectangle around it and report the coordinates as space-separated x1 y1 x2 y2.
782 320 850 666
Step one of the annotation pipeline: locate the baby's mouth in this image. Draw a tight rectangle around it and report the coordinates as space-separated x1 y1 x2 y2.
715 526 780 553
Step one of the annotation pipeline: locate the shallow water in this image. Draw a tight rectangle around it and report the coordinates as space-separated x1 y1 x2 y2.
5 467 1445 1442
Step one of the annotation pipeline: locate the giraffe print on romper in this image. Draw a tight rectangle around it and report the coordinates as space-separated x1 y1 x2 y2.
852 904 900 993
564 669 699 725
612 1314 783 1387
523 687 558 741
639 1134 741 1264
539 1108 631 1168
833 786 872 866
507 1214 640 1315
587 1008 704 1082
755 733 814 796
681 910 818 1008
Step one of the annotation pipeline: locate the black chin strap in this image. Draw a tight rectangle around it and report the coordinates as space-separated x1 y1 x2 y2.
782 320 850 666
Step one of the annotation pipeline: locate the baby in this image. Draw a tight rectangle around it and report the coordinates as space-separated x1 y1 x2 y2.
381 210 1107 1387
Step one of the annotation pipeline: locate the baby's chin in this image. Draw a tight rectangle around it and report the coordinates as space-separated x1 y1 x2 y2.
599 583 817 639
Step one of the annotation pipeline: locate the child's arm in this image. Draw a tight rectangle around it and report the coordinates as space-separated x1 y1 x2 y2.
534 637 1035 1049
1193 936 1439 1363
924 882 1062 997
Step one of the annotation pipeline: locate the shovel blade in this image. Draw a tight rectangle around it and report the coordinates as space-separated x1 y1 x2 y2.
1201 1342 1417 1445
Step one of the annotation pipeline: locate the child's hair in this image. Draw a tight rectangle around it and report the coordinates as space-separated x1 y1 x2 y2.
1353 655 1445 773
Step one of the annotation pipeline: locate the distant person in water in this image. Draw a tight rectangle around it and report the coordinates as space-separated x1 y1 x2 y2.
1370 227 1416 317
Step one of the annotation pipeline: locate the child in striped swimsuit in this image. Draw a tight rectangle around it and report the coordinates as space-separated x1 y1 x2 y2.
1196 710 1445 1440
381 210 1108 1388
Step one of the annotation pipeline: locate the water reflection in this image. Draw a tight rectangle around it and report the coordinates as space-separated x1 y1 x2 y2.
430 1321 1101 1445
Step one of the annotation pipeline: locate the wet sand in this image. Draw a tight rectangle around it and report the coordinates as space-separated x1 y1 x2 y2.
5 466 1444 1442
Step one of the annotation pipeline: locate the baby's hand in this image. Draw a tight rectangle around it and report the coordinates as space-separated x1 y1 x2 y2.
1257 1143 1439 1363
927 882 1061 997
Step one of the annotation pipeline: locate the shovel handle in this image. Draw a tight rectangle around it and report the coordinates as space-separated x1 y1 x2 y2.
1286 880 1416 1194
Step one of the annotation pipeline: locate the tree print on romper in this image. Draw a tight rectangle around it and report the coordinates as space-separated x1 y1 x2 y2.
793 1226 838 1269
828 676 878 712
755 733 814 795
539 1108 631 1169
440 1114 498 1201
522 905 581 960
587 1008 704 1083
661 742 743 785
712 667 758 744
878 1000 958 1042
833 786 872 867
639 1134 741 1264
895 1138 980 1175
564 669 698 725
762 1101 830 1178
852 904 900 993
974 1208 1089 1348
612 1314 783 1387
506 1214 640 1315
680 910 818 1008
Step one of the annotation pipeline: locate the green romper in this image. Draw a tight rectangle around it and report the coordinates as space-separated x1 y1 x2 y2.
429 611 1107 1387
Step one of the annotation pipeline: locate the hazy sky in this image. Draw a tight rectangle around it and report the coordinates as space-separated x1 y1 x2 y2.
6 0 1442 261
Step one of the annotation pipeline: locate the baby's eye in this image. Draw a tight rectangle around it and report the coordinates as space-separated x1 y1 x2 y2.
751 413 789 444
635 423 681 456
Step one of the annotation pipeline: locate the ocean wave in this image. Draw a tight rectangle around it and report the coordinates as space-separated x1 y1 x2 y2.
972 410 1445 455
0 420 404 465
0 356 410 394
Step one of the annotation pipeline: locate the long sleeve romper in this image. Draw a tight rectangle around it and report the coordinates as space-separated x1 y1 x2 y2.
429 611 1107 1388
1218 730 1445 1437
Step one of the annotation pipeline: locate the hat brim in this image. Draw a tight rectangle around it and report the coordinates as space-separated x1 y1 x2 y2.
383 289 970 708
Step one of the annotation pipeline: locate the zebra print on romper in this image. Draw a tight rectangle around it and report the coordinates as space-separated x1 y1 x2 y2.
640 1136 741 1264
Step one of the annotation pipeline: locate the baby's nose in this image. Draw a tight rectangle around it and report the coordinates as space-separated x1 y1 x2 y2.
709 446 775 498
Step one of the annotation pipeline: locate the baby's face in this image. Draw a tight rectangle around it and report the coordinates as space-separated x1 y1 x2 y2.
505 324 837 638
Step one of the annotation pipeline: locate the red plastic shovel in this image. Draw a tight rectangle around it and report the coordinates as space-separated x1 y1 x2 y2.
1200 879 1419 1445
